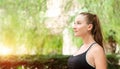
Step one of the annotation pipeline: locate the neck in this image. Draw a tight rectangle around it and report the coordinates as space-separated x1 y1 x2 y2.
81 34 95 46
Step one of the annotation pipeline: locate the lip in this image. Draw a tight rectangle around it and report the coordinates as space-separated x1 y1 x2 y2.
74 30 77 32
73 28 78 32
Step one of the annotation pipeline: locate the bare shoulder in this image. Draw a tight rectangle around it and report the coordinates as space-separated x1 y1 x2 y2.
91 44 107 69
92 44 104 52
90 44 105 56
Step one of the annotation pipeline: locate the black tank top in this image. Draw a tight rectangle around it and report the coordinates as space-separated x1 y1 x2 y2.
68 42 96 69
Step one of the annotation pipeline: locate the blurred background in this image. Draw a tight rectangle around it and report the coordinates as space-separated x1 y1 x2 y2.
0 0 120 69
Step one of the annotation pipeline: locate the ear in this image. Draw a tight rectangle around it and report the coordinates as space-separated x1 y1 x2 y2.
87 24 93 31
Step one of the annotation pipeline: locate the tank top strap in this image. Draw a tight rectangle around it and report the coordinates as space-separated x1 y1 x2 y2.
86 42 96 52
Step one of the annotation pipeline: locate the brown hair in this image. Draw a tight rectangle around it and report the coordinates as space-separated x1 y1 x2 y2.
80 12 103 47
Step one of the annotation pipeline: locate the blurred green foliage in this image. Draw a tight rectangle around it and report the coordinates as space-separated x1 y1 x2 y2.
0 0 120 55
0 0 62 55
0 54 119 69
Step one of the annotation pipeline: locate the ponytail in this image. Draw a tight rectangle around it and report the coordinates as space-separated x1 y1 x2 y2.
92 15 103 47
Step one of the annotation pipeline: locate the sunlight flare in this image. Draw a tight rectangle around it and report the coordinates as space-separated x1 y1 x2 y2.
0 44 12 55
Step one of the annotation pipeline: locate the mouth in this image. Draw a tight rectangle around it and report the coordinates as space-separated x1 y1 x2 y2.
73 30 77 32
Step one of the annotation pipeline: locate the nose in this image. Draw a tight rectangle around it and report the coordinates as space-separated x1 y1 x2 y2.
73 23 77 30
73 23 76 28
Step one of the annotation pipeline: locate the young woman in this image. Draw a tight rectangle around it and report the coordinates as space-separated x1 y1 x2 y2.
68 12 107 69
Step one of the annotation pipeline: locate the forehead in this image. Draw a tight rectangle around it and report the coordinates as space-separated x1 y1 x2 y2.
75 14 87 22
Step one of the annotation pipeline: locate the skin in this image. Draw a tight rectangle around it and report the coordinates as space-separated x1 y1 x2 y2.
73 14 107 69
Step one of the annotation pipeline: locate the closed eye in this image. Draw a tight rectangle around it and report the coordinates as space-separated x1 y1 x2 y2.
77 22 81 24
74 22 81 24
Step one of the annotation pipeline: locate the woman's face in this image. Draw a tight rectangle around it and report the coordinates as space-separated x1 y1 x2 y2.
73 14 91 37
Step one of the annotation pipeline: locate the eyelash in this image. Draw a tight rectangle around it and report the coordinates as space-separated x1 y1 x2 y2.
74 22 81 24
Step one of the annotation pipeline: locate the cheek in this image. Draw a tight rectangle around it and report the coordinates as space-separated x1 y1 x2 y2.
78 25 88 32
79 28 87 34
75 26 88 36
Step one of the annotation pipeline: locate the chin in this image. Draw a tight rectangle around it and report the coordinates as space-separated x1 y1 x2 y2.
74 34 80 37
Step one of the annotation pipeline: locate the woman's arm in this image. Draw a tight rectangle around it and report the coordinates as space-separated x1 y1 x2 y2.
93 45 107 69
